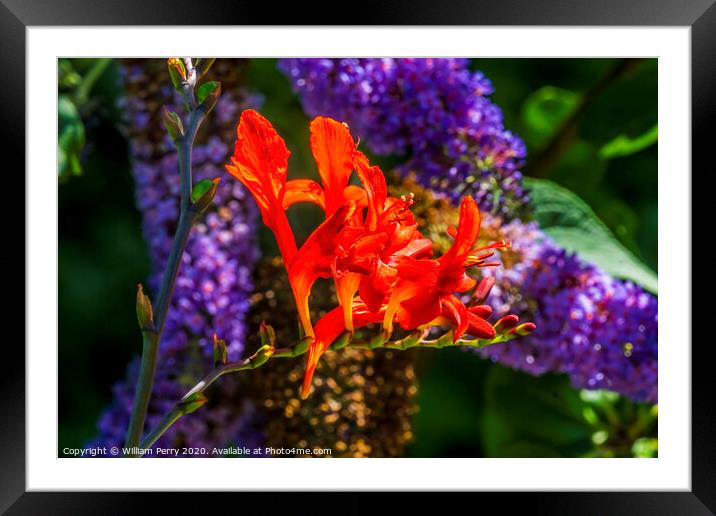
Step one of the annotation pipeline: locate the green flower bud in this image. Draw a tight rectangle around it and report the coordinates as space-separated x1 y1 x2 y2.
161 106 184 142
259 321 277 348
135 284 154 331
251 344 275 368
329 331 352 351
167 58 187 91
213 334 228 368
178 392 208 415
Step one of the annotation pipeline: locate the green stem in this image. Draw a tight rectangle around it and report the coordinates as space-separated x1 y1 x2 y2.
124 210 194 454
526 58 645 178
124 96 207 455
73 58 112 105
137 331 502 453
179 111 204 213
124 331 159 452
139 353 267 450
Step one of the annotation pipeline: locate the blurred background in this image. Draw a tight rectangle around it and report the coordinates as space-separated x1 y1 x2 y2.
58 58 657 458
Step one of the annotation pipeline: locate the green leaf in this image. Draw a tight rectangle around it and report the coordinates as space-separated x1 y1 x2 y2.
58 95 86 180
525 177 657 293
521 86 580 148
196 81 220 105
161 107 184 141
191 178 216 203
599 124 658 159
482 366 593 457
631 437 658 458
194 58 216 79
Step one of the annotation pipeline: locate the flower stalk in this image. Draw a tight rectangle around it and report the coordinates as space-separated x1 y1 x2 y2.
138 322 531 452
124 58 219 455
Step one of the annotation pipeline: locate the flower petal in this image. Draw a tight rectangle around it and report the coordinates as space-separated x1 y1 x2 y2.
231 109 290 206
468 304 493 318
359 259 397 313
466 311 496 340
440 196 481 264
289 203 355 337
334 271 361 332
440 294 470 341
394 289 442 331
228 109 296 264
283 179 326 210
353 150 388 231
301 302 383 399
310 117 356 215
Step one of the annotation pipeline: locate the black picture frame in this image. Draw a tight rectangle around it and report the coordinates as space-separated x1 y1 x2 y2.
4 0 711 513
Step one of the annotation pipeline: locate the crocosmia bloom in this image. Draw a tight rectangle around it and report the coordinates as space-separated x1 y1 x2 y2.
226 110 533 399
383 196 510 340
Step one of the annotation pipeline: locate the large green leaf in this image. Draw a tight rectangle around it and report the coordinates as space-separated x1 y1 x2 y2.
525 177 657 294
481 366 593 457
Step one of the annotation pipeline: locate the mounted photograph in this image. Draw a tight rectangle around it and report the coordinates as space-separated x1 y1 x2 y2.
57 57 658 459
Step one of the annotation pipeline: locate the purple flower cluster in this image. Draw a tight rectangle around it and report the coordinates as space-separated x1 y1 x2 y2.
279 58 528 219
478 219 658 403
280 57 657 403
88 60 262 453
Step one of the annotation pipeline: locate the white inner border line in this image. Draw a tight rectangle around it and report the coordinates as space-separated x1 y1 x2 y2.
28 27 689 491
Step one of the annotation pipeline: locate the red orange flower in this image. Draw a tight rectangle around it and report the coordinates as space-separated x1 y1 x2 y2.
226 109 532 399
383 196 510 341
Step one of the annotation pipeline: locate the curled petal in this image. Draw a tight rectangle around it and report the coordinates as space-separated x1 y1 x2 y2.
346 233 388 274
289 203 355 337
440 196 481 264
390 236 433 262
383 279 445 334
284 179 326 210
334 271 361 332
301 308 344 399
343 184 368 210
302 302 383 399
359 260 397 313
353 150 388 231
440 294 470 341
